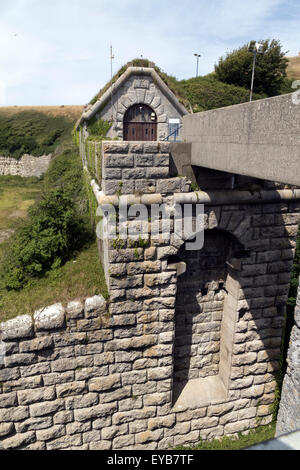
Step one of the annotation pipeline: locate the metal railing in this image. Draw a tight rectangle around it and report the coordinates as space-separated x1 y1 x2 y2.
163 124 183 142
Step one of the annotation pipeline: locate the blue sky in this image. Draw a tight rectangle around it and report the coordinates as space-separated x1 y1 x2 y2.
0 0 299 106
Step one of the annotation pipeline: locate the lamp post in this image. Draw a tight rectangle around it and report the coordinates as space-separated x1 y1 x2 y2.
194 53 201 78
248 41 264 102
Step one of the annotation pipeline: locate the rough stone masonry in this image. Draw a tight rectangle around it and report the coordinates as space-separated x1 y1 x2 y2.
276 278 300 436
0 154 52 178
0 141 299 450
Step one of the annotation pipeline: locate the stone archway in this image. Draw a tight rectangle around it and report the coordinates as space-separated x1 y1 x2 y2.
123 104 157 141
169 221 250 409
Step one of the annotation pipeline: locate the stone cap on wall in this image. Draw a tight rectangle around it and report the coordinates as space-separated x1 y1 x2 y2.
0 296 107 342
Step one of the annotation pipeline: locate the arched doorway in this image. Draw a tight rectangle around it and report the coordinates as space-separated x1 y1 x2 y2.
123 104 157 141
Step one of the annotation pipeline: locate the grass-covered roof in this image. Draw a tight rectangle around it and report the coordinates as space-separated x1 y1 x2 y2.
88 58 192 111
87 58 266 116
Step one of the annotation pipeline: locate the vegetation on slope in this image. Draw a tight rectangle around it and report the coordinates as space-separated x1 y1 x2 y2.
214 39 289 96
0 145 107 320
0 243 107 322
179 75 264 112
88 53 295 118
0 109 78 159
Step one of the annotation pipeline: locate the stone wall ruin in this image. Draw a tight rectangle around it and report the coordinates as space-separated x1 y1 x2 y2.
0 154 52 178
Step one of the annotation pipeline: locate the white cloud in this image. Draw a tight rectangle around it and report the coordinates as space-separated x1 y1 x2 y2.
0 0 298 105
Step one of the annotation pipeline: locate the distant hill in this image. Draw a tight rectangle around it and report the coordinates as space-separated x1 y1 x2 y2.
286 56 300 80
0 106 83 159
0 105 83 120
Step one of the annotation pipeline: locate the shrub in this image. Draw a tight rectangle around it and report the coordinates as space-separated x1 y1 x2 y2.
1 147 92 290
180 76 264 112
0 111 74 159
87 118 112 137
215 39 289 96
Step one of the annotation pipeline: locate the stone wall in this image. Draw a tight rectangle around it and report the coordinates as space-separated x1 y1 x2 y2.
1 141 300 450
276 278 300 436
174 230 236 383
101 141 190 196
0 154 52 178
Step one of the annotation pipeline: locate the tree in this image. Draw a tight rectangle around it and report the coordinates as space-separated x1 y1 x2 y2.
215 39 289 96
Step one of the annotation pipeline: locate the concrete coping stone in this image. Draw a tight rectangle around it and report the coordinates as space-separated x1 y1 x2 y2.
66 300 84 320
0 315 34 341
34 304 65 331
85 295 107 314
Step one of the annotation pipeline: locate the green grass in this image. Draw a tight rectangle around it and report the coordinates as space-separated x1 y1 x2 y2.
176 424 275 450
0 242 108 322
0 175 41 237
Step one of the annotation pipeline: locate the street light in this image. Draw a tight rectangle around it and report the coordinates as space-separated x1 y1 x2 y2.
248 41 264 102
194 53 201 78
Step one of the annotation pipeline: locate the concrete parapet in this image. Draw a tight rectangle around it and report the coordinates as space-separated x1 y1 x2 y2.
182 93 300 186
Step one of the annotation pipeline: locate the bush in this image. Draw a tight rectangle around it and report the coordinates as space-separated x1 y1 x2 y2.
87 118 112 137
0 111 74 159
180 76 264 112
1 147 92 290
215 39 289 96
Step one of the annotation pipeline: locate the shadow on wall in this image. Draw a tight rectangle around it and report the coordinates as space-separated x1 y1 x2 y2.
170 207 297 411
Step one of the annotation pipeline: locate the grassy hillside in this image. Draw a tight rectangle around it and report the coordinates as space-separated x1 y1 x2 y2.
179 75 264 112
0 106 83 159
0 145 107 321
286 56 300 80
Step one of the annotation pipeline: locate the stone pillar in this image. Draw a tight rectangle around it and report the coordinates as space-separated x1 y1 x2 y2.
276 278 300 436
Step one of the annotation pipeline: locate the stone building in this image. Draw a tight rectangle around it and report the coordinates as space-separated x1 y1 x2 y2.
76 62 189 143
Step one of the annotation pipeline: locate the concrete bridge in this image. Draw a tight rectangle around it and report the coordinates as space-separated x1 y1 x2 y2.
181 92 299 187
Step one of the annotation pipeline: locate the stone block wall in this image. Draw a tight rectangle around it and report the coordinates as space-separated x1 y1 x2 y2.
0 154 52 178
0 200 299 449
101 141 191 196
174 230 238 384
276 278 300 436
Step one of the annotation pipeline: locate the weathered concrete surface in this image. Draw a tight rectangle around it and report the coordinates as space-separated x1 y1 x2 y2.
182 93 300 186
276 278 300 436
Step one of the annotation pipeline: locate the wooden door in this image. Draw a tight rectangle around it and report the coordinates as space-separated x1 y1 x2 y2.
124 104 157 141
